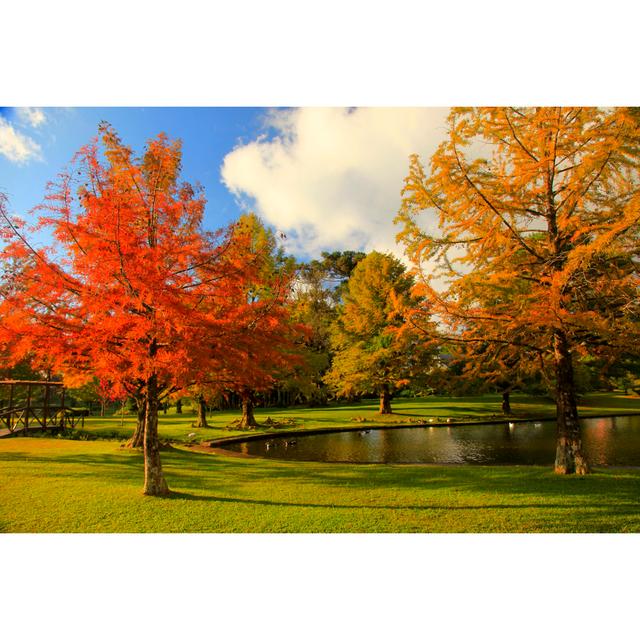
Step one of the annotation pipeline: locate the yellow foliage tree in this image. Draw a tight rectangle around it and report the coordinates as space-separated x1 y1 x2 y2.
323 251 436 414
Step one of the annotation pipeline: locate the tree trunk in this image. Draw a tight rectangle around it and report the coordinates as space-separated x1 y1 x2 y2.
176 398 182 414
379 385 392 414
143 372 170 496
501 390 511 416
126 394 146 448
553 331 589 475
238 389 259 429
195 394 209 428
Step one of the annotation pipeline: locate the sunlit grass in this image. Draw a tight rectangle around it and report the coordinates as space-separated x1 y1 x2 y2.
3 392 638 533
1 437 639 533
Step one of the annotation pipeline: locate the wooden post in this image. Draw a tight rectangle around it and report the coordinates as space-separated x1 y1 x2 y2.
60 387 66 428
43 383 50 428
8 383 14 431
25 384 32 430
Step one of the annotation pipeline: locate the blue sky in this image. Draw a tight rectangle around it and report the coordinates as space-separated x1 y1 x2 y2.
0 106 451 260
0 106 273 234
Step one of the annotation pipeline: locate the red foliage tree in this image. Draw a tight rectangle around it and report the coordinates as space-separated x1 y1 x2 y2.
197 213 305 429
0 125 283 495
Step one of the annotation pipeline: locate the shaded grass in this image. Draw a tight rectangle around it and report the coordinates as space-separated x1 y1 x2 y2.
72 392 640 444
1 438 639 533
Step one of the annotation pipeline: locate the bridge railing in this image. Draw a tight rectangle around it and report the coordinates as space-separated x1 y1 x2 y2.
0 405 86 433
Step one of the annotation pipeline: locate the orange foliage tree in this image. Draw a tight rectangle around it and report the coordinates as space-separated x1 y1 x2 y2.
396 107 640 474
0 125 279 495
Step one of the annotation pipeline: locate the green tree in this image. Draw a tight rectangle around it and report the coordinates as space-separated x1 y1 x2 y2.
283 251 366 407
305 250 366 303
324 251 435 413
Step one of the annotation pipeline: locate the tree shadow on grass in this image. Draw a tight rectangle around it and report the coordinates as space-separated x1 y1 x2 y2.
0 449 145 485
579 395 640 409
162 489 640 517
3 444 640 514
157 450 640 524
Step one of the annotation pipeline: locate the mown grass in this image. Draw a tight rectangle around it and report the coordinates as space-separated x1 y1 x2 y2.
72 391 640 444
3 392 639 533
1 437 640 533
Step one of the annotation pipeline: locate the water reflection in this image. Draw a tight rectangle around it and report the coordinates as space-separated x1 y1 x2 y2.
222 415 640 465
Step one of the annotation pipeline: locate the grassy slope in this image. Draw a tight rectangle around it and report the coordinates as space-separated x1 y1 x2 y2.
2 437 640 533
77 392 640 444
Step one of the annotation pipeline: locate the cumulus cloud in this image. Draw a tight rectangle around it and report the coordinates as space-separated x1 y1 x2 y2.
221 107 449 259
0 116 42 164
16 107 47 128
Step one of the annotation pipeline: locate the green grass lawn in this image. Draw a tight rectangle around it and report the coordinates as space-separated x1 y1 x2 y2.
2 392 640 533
72 391 640 444
1 436 640 533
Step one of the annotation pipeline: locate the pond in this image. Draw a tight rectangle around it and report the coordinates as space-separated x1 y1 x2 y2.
220 415 640 465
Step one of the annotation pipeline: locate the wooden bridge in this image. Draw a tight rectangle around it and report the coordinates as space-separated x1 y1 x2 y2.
0 380 85 438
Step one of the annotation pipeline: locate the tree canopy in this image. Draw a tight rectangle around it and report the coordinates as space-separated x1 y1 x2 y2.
396 107 640 473
324 251 436 413
0 125 298 493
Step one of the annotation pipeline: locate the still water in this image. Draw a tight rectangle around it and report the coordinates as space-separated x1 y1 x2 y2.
222 415 640 465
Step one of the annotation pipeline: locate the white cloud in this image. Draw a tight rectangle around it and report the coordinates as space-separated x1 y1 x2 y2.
0 116 42 164
16 107 47 128
221 107 449 259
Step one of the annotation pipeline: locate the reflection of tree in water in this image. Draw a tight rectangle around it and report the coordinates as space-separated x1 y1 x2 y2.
583 418 612 466
380 426 468 464
454 423 555 465
581 416 640 466
356 429 386 463
322 431 362 462
377 428 401 463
